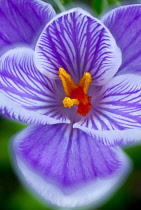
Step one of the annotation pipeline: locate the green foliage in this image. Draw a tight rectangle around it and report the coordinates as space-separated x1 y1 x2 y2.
43 0 122 14
107 0 121 5
91 0 104 14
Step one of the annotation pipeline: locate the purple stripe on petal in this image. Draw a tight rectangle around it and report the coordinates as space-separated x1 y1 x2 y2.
0 47 69 123
0 93 65 125
102 5 141 75
35 8 121 85
0 0 56 55
12 124 131 207
14 123 124 189
74 74 141 146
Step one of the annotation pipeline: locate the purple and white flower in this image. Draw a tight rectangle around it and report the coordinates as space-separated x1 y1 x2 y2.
1 0 141 208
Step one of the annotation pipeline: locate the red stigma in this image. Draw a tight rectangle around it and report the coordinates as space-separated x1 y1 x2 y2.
71 87 92 117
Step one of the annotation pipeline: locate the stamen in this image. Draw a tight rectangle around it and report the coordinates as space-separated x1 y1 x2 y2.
78 72 92 94
63 97 79 108
59 68 92 117
59 68 77 96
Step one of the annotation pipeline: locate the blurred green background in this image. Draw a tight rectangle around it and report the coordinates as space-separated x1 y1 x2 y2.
1 0 141 209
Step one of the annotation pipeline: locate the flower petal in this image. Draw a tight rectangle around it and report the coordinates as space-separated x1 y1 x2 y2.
0 0 55 55
0 93 65 125
102 5 141 75
12 123 131 207
74 74 141 146
0 47 69 124
35 8 121 85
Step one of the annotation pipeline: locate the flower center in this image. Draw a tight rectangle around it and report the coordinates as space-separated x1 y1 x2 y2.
59 68 92 117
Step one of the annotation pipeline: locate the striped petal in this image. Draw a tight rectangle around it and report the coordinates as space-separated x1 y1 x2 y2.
103 5 141 75
35 8 121 85
12 124 131 208
0 93 62 125
0 47 69 124
0 0 55 55
74 74 141 146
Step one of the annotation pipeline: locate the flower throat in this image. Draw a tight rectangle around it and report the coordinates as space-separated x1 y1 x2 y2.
59 68 92 117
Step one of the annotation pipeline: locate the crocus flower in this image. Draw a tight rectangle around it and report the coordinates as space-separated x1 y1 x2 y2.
1 0 141 208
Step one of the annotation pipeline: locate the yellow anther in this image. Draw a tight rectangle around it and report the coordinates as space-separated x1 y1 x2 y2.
58 68 77 96
78 72 92 94
63 97 79 108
